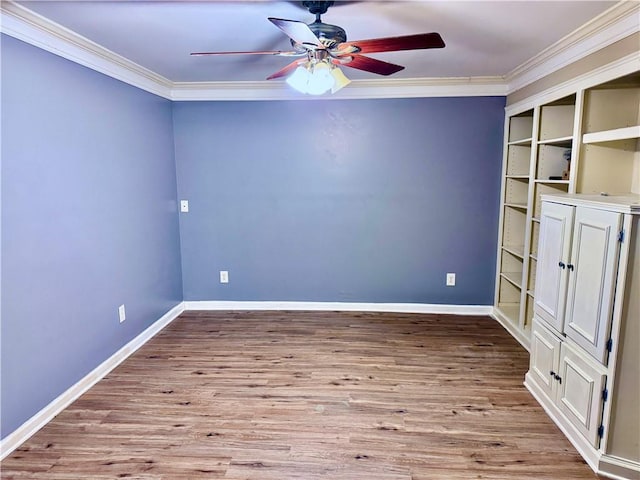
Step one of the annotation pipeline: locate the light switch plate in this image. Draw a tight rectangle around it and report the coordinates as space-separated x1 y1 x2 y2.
180 200 189 213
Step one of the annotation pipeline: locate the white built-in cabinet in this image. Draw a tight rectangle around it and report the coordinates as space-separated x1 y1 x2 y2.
536 203 621 363
494 70 640 348
494 67 639 479
525 194 639 479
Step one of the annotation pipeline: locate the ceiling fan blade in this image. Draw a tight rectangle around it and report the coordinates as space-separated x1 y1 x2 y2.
266 59 305 80
268 17 323 48
339 32 445 54
190 50 299 56
340 55 405 76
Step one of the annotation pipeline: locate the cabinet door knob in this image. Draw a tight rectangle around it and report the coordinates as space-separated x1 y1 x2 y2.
558 262 566 269
550 370 556 376
554 374 562 384
567 264 574 271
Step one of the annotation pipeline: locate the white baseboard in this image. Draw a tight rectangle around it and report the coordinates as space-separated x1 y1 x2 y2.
0 300 492 460
0 302 185 460
491 307 531 352
183 300 493 316
598 454 640 480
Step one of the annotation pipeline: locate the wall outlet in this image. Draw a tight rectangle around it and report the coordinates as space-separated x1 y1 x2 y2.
220 270 229 284
180 200 189 213
446 273 456 286
118 304 126 323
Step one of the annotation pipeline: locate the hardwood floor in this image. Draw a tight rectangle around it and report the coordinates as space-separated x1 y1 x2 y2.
2 311 600 479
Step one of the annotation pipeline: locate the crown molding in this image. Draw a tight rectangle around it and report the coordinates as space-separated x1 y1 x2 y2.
505 0 640 94
1 0 637 101
0 1 173 99
170 77 508 101
505 51 640 115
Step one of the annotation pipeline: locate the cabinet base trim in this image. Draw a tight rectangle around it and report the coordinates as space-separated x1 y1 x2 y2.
524 374 601 472
598 455 640 480
492 307 531 351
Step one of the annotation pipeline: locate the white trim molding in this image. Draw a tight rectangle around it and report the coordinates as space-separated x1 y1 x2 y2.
491 307 531 351
183 300 493 315
598 455 640 480
505 51 640 116
0 302 185 461
0 1 173 99
1 0 637 101
506 0 640 94
171 77 508 101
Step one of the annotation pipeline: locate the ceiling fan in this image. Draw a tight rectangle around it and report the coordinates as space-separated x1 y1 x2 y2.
191 1 445 94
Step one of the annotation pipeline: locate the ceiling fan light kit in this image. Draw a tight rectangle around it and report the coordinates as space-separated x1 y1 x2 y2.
191 1 445 95
286 60 351 95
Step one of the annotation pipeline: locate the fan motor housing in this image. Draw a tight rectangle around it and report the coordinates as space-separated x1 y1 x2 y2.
309 21 346 44
290 21 346 50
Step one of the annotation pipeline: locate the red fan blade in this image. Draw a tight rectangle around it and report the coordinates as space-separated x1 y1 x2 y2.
266 59 305 80
340 55 405 76
339 32 445 55
268 17 323 48
190 50 298 56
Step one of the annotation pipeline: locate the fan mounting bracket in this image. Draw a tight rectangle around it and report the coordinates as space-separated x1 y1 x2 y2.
302 1 334 17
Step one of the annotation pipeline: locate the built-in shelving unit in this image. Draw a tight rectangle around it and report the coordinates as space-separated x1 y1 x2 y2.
495 110 534 339
494 71 640 349
577 72 640 196
495 71 640 349
494 93 579 347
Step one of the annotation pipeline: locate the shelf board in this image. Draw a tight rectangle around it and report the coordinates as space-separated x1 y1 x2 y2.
532 217 540 223
583 125 640 144
508 138 533 146
530 253 538 261
502 244 525 259
497 303 520 323
535 179 570 185
538 135 573 148
501 271 523 289
506 174 530 179
527 289 535 297
504 202 528 211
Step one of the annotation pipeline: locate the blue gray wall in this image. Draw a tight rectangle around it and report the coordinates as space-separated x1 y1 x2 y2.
1 35 183 437
1 33 505 442
173 97 504 304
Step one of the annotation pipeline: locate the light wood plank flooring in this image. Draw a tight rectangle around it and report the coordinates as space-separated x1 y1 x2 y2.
2 311 600 479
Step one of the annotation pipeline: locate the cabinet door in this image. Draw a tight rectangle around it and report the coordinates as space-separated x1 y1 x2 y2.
564 207 621 363
557 342 607 448
529 318 561 399
534 202 574 333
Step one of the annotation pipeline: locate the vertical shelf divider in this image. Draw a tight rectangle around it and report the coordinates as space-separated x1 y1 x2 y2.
518 106 540 333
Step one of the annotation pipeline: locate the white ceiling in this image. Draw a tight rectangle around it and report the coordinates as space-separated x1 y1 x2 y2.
14 0 620 83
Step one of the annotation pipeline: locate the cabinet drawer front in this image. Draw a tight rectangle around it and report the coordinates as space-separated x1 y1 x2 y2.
557 342 607 448
564 207 621 363
529 319 562 398
535 202 574 333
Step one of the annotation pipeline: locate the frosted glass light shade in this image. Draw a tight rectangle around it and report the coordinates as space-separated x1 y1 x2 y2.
286 61 351 95
330 67 351 93
306 62 334 95
286 66 311 94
